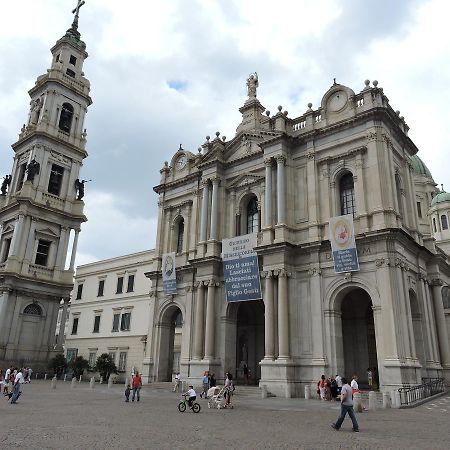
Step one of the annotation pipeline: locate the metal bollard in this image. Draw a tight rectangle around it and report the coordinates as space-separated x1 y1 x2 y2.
124 377 129 387
44 373 48 380
368 391 377 410
393 390 401 409
35 373 39 380
71 377 77 389
382 392 391 409
100 376 103 384
79 375 82 383
89 377 95 389
108 377 113 388
63 374 67 382
51 376 57 389
304 384 311 399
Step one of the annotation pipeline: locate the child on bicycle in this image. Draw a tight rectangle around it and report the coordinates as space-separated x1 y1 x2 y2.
185 385 197 408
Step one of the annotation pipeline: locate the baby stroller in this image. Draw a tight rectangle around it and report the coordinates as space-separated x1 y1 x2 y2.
207 386 226 409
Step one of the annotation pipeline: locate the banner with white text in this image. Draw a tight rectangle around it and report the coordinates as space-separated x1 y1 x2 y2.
222 233 262 302
162 252 177 294
329 214 360 273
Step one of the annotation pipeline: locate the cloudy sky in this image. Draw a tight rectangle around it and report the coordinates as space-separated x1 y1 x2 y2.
0 0 449 266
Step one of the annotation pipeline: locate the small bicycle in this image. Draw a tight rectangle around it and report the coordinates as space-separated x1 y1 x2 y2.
178 393 201 413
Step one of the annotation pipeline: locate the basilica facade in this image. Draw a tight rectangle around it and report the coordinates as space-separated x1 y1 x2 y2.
143 75 450 396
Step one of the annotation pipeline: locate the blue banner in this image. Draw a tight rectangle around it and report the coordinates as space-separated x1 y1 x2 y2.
222 234 262 302
329 215 360 273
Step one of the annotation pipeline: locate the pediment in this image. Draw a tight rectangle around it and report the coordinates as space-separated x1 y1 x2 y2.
35 227 59 237
228 173 264 189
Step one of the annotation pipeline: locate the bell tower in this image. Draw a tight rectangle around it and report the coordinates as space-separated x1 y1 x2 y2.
0 2 91 368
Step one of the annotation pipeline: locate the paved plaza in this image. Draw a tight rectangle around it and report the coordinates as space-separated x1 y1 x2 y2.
0 381 449 449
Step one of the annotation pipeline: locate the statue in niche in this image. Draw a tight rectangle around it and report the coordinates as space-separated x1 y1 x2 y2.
1 175 11 195
26 159 40 181
246 72 258 99
28 98 42 125
75 178 90 200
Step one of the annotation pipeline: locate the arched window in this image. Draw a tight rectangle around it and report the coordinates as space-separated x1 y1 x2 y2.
442 286 450 309
433 217 437 233
58 103 74 133
441 214 448 230
246 197 259 234
339 173 355 217
395 173 404 217
176 218 184 253
23 303 42 316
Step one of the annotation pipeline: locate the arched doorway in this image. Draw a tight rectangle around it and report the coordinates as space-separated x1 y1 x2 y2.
340 288 378 389
235 300 264 384
157 305 183 381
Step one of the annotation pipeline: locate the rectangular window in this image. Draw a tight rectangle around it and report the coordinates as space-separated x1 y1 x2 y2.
16 163 27 192
118 351 127 372
35 239 51 266
1 238 11 262
69 55 77 66
127 275 135 293
66 68 76 78
120 312 131 331
47 164 64 196
88 352 97 369
108 352 116 364
97 279 105 297
71 317 79 335
112 313 120 332
93 315 101 333
76 283 83 300
66 348 78 364
417 201 422 218
116 276 124 294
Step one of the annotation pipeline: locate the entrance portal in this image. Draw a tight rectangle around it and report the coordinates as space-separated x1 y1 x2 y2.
341 288 378 389
157 306 183 381
235 300 264 384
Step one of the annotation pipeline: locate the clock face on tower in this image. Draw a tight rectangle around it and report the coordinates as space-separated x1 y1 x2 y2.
176 155 187 170
328 90 348 112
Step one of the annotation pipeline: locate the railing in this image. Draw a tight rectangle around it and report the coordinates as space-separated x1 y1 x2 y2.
398 378 445 406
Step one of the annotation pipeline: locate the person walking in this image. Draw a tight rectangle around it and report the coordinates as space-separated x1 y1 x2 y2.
331 377 359 432
10 368 25 404
318 375 326 400
210 373 216 388
199 371 209 399
131 371 142 402
173 372 181 392
335 373 342 396
351 375 359 395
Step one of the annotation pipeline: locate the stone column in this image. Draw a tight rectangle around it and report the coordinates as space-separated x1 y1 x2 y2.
264 158 273 227
69 229 80 270
276 155 286 225
56 298 69 347
9 214 25 257
204 280 216 360
55 226 69 269
431 279 450 367
277 269 290 359
263 271 275 359
209 177 220 241
23 217 37 262
193 282 206 360
199 181 210 242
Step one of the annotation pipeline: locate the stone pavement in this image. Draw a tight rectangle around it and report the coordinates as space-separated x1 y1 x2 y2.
0 381 449 450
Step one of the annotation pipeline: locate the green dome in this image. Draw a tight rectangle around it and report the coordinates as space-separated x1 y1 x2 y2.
431 191 450 206
410 155 433 180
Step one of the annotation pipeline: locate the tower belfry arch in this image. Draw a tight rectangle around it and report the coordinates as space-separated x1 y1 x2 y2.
0 4 91 368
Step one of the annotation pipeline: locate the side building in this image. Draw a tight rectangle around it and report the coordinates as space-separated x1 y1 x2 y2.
64 250 154 380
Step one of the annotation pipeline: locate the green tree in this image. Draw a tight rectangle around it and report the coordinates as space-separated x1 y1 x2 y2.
94 353 118 381
69 355 90 378
48 353 67 378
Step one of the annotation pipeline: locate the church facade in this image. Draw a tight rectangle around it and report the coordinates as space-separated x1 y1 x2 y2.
144 75 450 396
0 12 90 369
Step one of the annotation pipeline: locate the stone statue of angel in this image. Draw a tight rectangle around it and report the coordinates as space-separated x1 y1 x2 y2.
246 72 258 98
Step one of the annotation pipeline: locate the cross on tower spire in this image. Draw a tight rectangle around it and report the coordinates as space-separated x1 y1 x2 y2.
67 0 86 40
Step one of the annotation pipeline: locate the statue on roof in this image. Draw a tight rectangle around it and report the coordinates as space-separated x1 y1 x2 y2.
246 73 258 99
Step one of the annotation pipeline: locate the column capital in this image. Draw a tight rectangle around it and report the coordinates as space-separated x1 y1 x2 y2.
201 179 210 188
274 268 290 278
261 270 273 278
275 154 286 165
210 176 221 185
308 266 321 276
264 157 273 167
431 278 444 287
